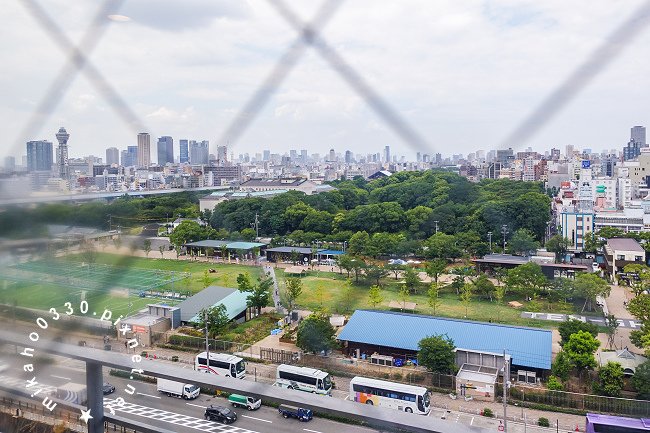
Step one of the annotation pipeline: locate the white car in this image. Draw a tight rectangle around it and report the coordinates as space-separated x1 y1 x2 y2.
592 262 600 272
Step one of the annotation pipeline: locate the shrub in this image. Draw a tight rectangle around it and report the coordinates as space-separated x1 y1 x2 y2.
538 417 550 427
546 375 564 391
392 372 403 381
171 355 179 362
381 373 390 379
482 408 493 417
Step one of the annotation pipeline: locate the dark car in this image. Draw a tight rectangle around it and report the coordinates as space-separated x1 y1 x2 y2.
204 405 237 424
102 383 115 395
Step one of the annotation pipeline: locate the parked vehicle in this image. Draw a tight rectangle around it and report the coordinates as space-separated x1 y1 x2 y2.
204 405 237 423
156 378 200 400
56 383 87 405
278 404 313 422
102 382 115 395
228 394 261 410
275 364 332 395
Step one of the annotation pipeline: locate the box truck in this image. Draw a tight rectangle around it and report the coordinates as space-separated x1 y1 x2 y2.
56 383 87 405
156 378 200 399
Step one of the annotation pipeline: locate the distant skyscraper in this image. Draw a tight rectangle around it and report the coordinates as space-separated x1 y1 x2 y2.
4 156 15 171
384 145 390 163
190 140 209 164
55 127 70 179
300 149 308 163
157 136 174 165
632 126 646 146
106 147 119 166
122 145 138 167
263 150 270 161
217 145 227 165
137 133 151 167
565 145 575 158
550 148 561 160
26 140 53 172
328 149 335 162
416 152 422 162
179 139 189 163
289 149 298 161
624 139 641 161
345 150 353 164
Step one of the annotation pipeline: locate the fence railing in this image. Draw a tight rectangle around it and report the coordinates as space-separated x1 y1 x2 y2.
509 384 650 417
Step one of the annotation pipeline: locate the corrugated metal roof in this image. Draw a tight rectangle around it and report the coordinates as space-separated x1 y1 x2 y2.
226 241 265 250
176 286 248 322
607 238 644 252
338 310 552 370
185 240 229 248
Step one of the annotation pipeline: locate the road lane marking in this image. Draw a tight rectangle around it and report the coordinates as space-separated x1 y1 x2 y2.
136 392 161 399
51 375 72 380
470 416 474 426
186 403 206 408
303 429 324 433
242 415 272 423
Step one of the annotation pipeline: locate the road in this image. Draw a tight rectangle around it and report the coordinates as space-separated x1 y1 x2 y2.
0 350 578 433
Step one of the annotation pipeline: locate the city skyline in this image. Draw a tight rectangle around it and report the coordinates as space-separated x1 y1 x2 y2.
3 1 650 161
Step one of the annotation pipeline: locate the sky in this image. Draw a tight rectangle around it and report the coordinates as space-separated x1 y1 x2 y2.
3 0 650 162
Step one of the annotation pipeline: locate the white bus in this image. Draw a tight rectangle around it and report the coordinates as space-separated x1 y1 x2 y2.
195 352 246 379
349 376 430 415
275 364 332 395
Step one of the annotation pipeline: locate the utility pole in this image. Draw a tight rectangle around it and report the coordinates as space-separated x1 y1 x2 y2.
503 349 510 432
501 225 509 253
488 231 493 253
251 213 260 239
204 310 210 373
434 220 439 234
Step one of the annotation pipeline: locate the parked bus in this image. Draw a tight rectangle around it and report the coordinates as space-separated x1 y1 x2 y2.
195 352 246 379
275 364 332 395
349 376 430 415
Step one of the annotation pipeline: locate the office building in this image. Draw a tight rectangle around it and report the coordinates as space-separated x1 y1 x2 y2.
137 133 151 167
632 126 646 146
190 140 209 165
300 149 308 163
55 127 70 179
328 149 336 162
4 156 15 171
26 140 53 172
624 139 642 161
122 145 138 167
157 136 174 165
263 150 270 161
179 139 189 163
106 147 119 166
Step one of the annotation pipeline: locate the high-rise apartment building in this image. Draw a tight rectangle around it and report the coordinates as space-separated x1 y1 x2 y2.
106 147 119 166
157 136 174 165
328 149 336 162
26 140 53 172
55 127 70 179
179 139 189 163
137 133 151 167
345 150 353 164
300 149 308 163
384 145 391 163
632 126 646 146
263 150 270 161
624 139 641 161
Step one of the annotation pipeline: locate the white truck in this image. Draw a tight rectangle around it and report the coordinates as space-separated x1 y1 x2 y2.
157 378 200 400
56 383 87 405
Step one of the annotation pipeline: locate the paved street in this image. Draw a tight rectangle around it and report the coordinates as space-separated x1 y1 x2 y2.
520 311 640 328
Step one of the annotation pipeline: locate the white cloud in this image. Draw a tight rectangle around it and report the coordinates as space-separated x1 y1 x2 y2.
2 0 650 159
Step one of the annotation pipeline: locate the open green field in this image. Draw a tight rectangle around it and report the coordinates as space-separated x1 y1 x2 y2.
1 253 264 317
274 268 575 328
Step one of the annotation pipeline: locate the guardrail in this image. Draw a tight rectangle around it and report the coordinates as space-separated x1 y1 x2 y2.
0 329 486 433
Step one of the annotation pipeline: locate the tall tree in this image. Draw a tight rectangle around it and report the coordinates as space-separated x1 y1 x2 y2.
368 285 384 308
386 263 406 280
623 264 650 296
460 283 473 317
143 239 152 258
427 283 441 315
472 274 496 301
594 362 625 397
425 259 447 285
159 245 165 258
403 267 421 294
632 360 650 399
364 265 388 286
558 319 599 347
551 350 572 382
418 334 456 374
398 285 411 311
296 312 336 353
195 304 230 338
564 330 600 374
545 235 570 262
572 272 611 312
605 314 620 350
509 228 539 256
237 273 273 315
283 278 303 317
506 262 547 300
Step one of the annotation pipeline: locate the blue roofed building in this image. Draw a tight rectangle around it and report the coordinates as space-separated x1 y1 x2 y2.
338 310 552 371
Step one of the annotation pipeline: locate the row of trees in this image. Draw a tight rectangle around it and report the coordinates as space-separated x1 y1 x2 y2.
209 172 551 245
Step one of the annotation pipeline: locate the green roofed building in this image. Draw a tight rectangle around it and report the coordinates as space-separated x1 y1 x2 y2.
176 286 249 325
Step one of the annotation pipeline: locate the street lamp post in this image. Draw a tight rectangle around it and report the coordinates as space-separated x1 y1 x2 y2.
434 220 439 234
501 225 509 254
488 231 493 253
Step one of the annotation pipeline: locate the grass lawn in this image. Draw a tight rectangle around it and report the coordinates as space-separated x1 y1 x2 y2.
275 268 576 328
1 253 264 317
